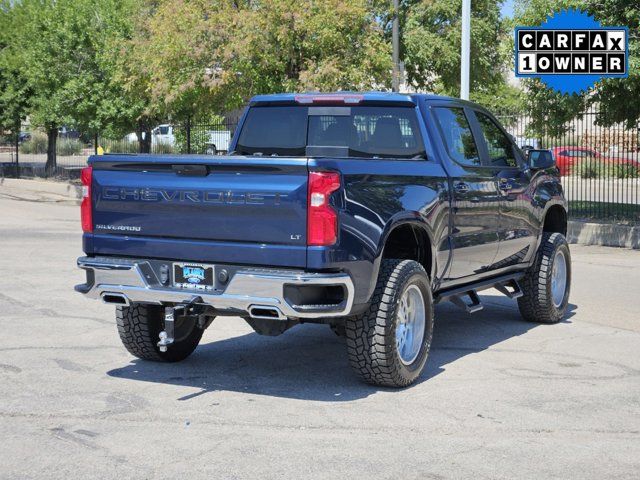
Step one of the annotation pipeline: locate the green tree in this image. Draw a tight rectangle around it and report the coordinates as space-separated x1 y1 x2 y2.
402 0 510 103
585 0 640 128
132 0 392 115
0 1 31 140
7 0 138 171
99 0 165 153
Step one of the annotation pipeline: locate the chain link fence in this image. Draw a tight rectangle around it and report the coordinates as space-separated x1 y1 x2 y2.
2 109 638 224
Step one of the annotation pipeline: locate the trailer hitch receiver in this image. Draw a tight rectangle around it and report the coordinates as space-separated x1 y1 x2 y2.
158 306 175 352
157 296 203 352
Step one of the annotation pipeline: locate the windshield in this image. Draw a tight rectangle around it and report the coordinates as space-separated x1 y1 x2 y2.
236 105 426 158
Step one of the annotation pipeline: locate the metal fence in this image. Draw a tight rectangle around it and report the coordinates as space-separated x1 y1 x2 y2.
99 119 240 156
0 120 239 179
0 126 96 179
496 106 640 224
1 109 639 224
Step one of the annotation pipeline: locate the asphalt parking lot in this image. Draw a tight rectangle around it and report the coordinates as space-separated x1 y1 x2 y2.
1 186 640 479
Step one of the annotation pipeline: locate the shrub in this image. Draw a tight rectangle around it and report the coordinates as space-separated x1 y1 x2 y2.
57 138 83 156
573 159 612 179
154 141 175 154
105 140 139 154
19 132 48 154
611 162 640 179
174 115 227 154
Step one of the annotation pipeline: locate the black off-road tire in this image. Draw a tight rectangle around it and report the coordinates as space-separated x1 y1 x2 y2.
329 323 346 337
116 303 203 362
518 232 571 324
345 259 434 388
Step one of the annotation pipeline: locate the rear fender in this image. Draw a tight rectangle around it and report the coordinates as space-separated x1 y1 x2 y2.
362 215 437 304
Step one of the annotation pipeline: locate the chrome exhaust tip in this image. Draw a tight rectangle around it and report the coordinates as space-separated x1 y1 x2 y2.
101 292 130 306
248 305 286 320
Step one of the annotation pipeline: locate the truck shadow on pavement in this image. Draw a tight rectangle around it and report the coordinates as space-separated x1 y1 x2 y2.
107 295 577 402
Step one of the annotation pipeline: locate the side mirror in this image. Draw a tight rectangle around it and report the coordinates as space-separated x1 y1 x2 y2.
527 149 555 170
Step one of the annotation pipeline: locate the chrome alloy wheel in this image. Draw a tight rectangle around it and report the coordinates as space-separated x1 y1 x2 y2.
551 249 568 308
395 284 426 365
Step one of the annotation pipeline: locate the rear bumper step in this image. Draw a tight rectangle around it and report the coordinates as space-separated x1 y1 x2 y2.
75 256 354 319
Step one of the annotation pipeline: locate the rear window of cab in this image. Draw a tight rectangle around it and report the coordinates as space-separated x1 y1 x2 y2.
236 106 426 159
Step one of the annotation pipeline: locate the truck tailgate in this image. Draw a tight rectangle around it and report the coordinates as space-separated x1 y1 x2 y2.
88 155 308 267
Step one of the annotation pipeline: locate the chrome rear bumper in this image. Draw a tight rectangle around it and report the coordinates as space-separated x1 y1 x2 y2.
75 256 354 319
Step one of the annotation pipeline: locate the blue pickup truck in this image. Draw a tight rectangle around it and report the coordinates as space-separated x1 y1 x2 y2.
75 92 570 387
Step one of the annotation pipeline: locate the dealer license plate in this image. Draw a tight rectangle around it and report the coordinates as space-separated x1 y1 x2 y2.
173 263 214 291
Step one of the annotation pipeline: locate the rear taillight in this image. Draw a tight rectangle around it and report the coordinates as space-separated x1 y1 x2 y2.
81 166 93 233
307 171 341 246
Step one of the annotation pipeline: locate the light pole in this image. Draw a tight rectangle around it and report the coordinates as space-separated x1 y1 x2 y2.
392 0 400 92
460 0 471 100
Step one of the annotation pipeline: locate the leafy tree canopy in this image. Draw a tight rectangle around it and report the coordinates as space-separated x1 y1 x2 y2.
132 0 393 115
0 0 31 132
402 0 510 106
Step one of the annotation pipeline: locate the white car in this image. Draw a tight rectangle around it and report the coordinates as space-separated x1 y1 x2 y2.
206 130 231 154
124 125 173 146
152 125 175 145
125 125 231 154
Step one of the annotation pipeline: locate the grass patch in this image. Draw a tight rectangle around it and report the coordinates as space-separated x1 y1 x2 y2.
569 200 640 224
153 141 175 154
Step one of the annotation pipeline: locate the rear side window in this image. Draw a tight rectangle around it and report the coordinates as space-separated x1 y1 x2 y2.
475 112 518 167
433 107 480 166
235 105 426 159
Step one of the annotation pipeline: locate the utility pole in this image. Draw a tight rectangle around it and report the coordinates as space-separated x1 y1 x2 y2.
392 0 400 92
14 120 20 179
460 0 471 100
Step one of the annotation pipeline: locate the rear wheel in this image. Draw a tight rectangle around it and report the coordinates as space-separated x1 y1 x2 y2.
518 232 571 323
345 259 434 388
116 303 203 362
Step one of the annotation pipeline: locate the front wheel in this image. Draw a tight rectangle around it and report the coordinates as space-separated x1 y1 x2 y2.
518 232 571 323
345 259 434 388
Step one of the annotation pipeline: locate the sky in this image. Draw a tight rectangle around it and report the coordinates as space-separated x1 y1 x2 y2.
501 0 515 18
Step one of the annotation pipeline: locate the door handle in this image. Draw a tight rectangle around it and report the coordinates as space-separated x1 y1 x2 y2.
454 182 470 193
498 178 513 191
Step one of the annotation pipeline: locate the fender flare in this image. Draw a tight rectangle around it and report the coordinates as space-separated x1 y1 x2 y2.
363 214 437 302
536 200 568 251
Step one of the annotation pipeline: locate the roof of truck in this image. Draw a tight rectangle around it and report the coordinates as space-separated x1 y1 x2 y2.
249 92 460 105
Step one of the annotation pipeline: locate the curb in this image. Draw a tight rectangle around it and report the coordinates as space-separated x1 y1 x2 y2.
568 221 640 249
0 177 82 204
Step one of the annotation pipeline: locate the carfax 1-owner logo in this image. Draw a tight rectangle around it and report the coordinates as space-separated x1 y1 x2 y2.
515 9 629 94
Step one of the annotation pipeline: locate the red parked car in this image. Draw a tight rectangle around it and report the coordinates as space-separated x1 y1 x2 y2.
551 146 633 176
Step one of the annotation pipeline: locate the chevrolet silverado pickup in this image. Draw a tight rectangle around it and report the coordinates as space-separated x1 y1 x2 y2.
75 92 571 387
